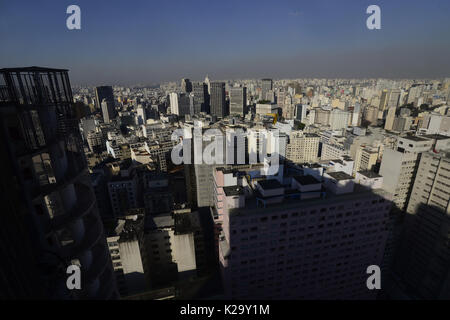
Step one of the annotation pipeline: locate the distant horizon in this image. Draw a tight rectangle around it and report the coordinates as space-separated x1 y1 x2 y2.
2 0 450 85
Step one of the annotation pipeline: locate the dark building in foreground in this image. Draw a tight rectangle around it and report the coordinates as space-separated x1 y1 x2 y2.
0 67 118 299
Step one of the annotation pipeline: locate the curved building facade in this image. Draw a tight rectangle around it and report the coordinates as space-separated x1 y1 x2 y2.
0 67 118 299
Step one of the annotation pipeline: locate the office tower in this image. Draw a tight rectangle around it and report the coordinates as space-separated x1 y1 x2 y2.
387 90 401 109
181 78 192 93
214 166 391 299
0 67 118 299
168 92 190 117
178 93 191 117
169 92 179 115
192 82 208 114
204 75 211 94
101 98 116 123
286 131 320 163
384 107 396 131
95 85 114 109
277 89 285 110
261 78 273 101
407 85 423 104
210 82 226 118
191 127 226 207
378 89 389 114
294 104 307 122
351 103 361 127
136 105 146 125
229 87 247 115
394 150 450 299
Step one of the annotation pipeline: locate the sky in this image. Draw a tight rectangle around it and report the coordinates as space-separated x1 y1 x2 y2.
1 0 450 85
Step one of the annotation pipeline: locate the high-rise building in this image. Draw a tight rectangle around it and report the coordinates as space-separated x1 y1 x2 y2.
378 89 389 114
395 150 450 299
214 166 392 299
192 82 208 114
169 92 190 117
353 146 378 175
351 103 361 127
294 104 307 122
387 90 401 109
95 85 114 110
0 67 118 299
181 78 192 93
229 87 247 115
136 105 146 126
169 92 179 115
261 79 273 101
286 131 320 163
380 135 450 211
384 107 396 131
210 82 226 118
101 98 116 123
329 109 350 130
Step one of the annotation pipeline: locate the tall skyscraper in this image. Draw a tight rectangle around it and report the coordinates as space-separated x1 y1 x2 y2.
95 85 114 110
192 82 208 114
169 92 179 115
210 82 226 118
380 135 450 211
395 150 450 299
378 89 389 114
101 98 116 123
294 104 307 122
229 87 247 115
0 67 118 299
214 165 391 299
181 78 192 93
384 107 396 131
286 131 320 163
387 90 401 109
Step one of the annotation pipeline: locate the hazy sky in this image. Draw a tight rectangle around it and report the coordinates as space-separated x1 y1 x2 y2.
1 0 450 85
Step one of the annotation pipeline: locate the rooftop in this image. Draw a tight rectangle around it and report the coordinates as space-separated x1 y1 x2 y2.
402 135 429 142
422 134 450 141
229 184 389 217
223 186 244 197
293 175 321 185
358 170 382 179
0 66 68 73
326 171 354 181
257 179 283 190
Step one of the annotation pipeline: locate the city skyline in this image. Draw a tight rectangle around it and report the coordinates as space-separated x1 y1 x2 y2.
2 0 450 304
1 0 450 85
